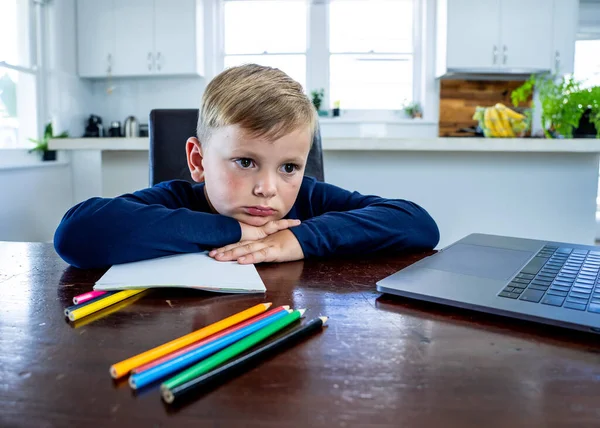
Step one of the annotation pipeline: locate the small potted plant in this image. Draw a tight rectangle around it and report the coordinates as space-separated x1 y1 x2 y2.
29 122 69 161
311 88 328 117
403 101 423 119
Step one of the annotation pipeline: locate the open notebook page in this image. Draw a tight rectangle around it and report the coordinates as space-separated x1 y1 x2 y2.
93 252 266 293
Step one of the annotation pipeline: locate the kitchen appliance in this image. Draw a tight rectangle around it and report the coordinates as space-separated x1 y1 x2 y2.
83 114 103 137
108 121 122 137
123 116 139 138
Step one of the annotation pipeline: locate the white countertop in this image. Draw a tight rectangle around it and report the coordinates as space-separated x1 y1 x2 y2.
49 137 600 153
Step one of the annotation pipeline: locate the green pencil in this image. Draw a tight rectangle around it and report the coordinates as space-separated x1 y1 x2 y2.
160 308 305 393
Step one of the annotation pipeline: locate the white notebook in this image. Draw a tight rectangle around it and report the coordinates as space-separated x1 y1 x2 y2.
93 252 266 293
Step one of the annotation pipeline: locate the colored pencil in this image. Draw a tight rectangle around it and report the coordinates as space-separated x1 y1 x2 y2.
132 305 290 374
67 289 146 322
110 302 272 379
162 316 328 404
73 290 108 305
160 308 305 393
70 291 148 329
64 291 118 317
129 308 292 389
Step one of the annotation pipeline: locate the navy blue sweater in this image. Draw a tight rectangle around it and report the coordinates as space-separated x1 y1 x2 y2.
54 177 439 269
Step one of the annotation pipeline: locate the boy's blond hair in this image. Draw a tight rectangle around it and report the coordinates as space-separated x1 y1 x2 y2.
198 64 318 145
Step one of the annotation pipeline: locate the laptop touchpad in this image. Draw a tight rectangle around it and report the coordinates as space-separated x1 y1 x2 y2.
421 243 534 281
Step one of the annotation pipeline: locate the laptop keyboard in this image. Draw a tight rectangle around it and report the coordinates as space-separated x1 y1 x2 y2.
498 245 600 314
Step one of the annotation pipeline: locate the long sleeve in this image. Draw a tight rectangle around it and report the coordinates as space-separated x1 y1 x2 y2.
54 181 241 269
288 178 439 258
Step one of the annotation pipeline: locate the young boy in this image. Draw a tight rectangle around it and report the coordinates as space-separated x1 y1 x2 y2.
54 64 439 269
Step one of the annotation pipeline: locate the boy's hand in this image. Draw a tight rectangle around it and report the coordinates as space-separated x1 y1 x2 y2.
239 219 301 242
209 230 304 264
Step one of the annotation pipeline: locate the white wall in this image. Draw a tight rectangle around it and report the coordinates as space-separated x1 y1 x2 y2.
89 76 205 131
46 0 94 137
0 163 73 242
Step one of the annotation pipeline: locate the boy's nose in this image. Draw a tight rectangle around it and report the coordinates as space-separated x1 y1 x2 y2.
253 172 277 198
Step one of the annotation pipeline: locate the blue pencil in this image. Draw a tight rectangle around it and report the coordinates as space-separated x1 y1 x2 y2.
128 307 291 389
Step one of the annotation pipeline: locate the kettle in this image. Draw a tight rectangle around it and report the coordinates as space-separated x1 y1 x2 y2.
123 116 139 138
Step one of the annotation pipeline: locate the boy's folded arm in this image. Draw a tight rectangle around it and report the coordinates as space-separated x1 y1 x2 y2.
290 179 440 258
53 182 241 269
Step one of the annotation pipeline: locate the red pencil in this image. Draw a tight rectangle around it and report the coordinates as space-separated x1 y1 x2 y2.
131 305 290 375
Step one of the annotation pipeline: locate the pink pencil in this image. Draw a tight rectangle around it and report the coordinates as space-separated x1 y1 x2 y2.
73 290 108 305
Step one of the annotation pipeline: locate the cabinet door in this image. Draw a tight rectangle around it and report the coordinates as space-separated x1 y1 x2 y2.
552 0 578 75
446 0 501 70
154 0 201 75
500 0 552 70
77 0 115 77
113 0 155 76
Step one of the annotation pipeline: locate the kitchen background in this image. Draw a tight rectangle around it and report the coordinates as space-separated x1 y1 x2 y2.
0 0 599 246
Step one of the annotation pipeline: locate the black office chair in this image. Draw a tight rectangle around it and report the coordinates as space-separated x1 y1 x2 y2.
149 109 324 186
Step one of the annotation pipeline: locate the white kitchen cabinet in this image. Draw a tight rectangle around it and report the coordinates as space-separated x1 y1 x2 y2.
154 0 204 76
113 0 154 76
76 0 204 78
437 0 560 76
443 0 501 71
500 0 552 71
552 0 579 75
76 0 115 78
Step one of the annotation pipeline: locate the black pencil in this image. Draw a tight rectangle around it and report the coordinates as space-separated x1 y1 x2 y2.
161 316 328 404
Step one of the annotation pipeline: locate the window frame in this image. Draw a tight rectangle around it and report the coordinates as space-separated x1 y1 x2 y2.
0 0 45 151
217 0 423 119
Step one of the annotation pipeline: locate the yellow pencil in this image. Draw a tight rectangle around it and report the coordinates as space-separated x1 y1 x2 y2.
109 302 272 379
67 289 146 322
70 291 148 329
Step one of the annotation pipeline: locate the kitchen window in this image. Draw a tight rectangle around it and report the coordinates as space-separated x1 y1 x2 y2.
0 0 40 150
220 0 419 114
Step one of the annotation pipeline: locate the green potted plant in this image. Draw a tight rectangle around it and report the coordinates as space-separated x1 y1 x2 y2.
512 73 600 138
403 101 423 119
310 88 328 117
29 122 69 161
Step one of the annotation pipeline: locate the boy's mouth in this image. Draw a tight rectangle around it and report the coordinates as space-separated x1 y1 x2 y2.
244 206 276 217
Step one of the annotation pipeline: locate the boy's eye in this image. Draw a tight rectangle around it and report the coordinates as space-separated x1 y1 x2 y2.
280 163 298 174
236 158 255 169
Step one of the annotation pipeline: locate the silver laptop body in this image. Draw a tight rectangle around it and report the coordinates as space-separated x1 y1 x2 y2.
376 233 600 334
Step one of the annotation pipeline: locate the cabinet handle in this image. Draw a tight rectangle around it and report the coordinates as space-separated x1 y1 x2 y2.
555 50 560 72
147 52 153 71
157 52 162 71
492 45 497 65
502 45 507 65
107 53 112 73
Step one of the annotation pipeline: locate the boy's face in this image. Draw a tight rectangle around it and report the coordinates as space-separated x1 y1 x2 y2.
189 124 312 227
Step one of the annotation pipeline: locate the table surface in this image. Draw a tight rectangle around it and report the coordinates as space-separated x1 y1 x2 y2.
1 242 599 427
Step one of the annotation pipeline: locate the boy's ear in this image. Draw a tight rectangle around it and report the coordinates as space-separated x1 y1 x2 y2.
186 137 205 182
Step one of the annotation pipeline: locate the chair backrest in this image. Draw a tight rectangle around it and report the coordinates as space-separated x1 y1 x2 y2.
149 109 324 186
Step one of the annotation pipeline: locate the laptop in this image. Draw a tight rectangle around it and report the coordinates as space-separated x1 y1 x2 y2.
376 233 600 334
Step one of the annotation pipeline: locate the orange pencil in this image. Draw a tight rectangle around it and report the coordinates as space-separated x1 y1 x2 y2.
109 302 272 379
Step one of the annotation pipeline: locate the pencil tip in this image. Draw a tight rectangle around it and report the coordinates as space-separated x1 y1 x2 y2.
298 308 306 317
282 305 290 310
319 316 329 325
162 389 175 404
263 302 272 309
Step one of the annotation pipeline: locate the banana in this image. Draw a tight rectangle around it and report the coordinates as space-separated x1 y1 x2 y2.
483 107 497 137
495 107 515 137
487 107 506 137
495 103 526 120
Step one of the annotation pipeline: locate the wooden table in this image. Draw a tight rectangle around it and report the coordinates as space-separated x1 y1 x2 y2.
1 242 599 427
